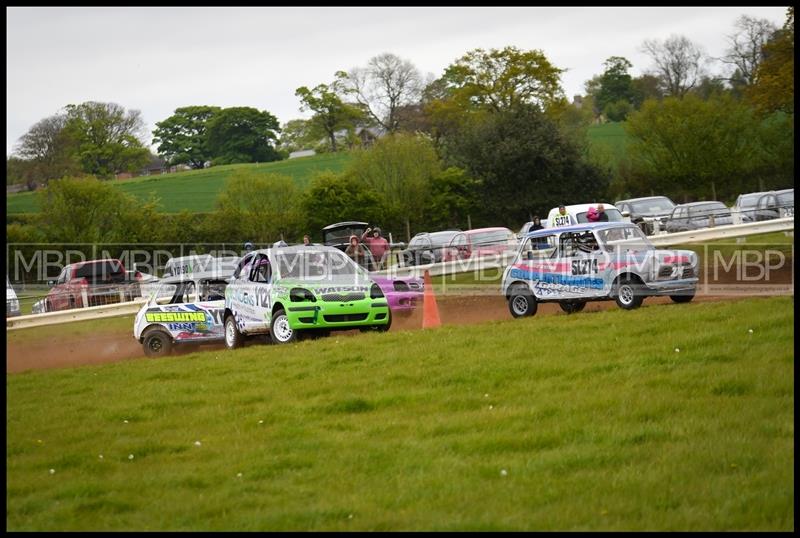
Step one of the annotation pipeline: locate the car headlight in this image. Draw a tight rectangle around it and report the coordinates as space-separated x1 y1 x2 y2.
370 283 385 299
393 280 410 292
289 288 316 302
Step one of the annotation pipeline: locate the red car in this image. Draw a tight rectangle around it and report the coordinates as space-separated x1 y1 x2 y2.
44 259 142 312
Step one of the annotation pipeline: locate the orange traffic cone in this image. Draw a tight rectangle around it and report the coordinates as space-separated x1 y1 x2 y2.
422 269 441 329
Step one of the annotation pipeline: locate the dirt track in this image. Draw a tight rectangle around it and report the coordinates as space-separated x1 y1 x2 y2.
5 292 782 374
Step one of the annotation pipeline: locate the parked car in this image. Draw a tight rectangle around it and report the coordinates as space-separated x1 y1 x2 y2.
401 230 467 266
733 189 795 222
776 188 794 217
615 196 676 235
43 259 142 312
502 222 699 317
462 227 517 258
322 221 370 251
6 276 20 317
732 191 771 223
665 201 733 233
544 203 626 228
133 270 233 357
223 245 391 346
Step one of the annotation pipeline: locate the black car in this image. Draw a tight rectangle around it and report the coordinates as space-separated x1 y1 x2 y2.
615 196 676 235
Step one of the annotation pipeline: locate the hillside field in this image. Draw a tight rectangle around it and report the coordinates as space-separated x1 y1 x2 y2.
6 125 629 215
6 295 793 531
5 152 352 214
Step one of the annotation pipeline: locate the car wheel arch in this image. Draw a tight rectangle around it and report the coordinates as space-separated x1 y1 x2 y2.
505 280 530 298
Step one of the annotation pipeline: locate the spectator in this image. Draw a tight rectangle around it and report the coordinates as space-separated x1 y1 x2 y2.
344 235 367 266
244 241 254 254
302 234 312 246
360 226 390 268
586 206 599 222
551 204 573 227
595 203 609 222
530 216 547 246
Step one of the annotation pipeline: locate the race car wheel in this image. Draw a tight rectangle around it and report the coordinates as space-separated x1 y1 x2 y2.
224 315 244 349
142 329 172 358
508 284 537 318
670 292 695 303
614 278 644 310
270 309 298 344
559 301 587 314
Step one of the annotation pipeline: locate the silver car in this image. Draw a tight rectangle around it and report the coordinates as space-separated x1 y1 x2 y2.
665 201 733 233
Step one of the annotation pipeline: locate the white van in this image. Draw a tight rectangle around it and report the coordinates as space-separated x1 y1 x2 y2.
545 203 627 228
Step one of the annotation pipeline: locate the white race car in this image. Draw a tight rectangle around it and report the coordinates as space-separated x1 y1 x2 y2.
133 270 233 357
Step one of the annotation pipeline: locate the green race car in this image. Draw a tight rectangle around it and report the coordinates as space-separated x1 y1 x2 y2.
223 245 391 346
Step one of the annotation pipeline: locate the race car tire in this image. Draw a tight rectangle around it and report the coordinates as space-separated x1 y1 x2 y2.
670 292 695 303
559 300 587 314
270 309 298 344
613 277 644 310
224 315 244 349
508 284 537 318
142 328 173 358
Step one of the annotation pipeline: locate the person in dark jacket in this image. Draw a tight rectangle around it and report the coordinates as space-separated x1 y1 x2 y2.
595 204 609 222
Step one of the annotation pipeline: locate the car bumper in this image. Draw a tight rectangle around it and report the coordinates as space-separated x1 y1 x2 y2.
286 301 391 328
646 277 699 294
384 291 423 311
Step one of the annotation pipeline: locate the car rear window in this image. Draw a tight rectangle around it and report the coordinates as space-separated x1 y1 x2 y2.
576 208 624 223
73 260 125 279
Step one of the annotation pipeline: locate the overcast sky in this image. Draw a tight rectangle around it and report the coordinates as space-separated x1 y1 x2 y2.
6 6 789 156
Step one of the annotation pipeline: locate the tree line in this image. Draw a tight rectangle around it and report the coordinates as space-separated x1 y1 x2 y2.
7 8 794 218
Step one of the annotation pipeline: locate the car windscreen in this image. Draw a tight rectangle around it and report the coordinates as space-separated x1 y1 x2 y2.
73 260 125 279
630 198 674 213
576 208 624 223
277 250 367 279
597 226 654 251
738 194 762 208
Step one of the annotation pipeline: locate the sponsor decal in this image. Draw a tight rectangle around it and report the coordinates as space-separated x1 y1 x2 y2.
509 268 603 290
145 312 207 322
312 285 370 295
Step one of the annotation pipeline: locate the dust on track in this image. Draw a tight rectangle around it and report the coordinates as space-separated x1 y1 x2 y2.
5 292 780 374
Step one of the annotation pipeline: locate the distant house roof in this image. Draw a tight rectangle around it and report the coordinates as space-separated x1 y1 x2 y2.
289 149 316 159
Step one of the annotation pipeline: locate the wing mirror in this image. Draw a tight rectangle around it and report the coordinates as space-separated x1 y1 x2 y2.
47 280 55 286
620 210 630 218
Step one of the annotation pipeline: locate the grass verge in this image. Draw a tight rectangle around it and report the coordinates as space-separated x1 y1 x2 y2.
6 296 794 531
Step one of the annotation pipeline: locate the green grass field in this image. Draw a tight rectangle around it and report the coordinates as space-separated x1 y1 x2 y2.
6 296 793 531
6 152 352 214
587 122 629 169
